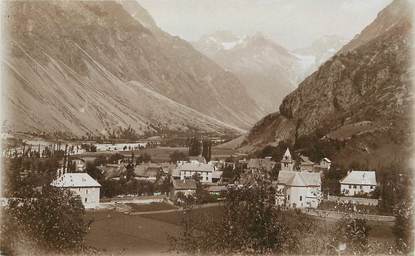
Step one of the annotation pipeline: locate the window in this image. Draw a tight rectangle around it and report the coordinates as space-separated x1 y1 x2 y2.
349 185 352 189
287 195 290 201
86 189 88 194
299 196 302 201
360 185 363 189
353 185 357 189
85 198 87 203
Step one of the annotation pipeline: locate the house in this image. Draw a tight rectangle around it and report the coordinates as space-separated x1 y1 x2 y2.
299 155 314 172
320 158 332 170
97 164 125 180
51 172 101 208
95 142 147 152
340 171 377 196
274 170 322 209
280 148 294 171
212 170 223 183
133 163 162 182
247 157 276 173
206 185 227 196
173 162 221 183
170 179 197 200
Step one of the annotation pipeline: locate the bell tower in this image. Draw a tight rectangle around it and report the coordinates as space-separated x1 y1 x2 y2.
280 148 294 171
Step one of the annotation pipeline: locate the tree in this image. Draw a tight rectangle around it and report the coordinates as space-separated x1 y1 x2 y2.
159 175 172 195
108 153 124 164
333 216 370 254
202 140 212 162
392 178 413 254
188 137 201 156
125 163 135 181
169 151 188 163
137 153 152 164
170 175 298 254
85 161 104 184
0 186 90 254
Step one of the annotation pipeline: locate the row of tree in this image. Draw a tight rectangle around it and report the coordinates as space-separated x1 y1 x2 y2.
170 174 413 255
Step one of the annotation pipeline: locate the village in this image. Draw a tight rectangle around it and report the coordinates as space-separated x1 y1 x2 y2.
2 134 391 216
1 131 411 254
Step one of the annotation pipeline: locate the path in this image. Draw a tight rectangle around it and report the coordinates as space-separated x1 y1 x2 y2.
129 202 223 215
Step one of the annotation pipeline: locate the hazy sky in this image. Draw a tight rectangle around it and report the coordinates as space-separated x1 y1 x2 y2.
137 0 392 50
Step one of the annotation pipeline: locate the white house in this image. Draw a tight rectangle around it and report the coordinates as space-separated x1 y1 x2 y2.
275 170 321 209
173 162 222 183
51 173 101 209
280 148 294 171
340 171 377 196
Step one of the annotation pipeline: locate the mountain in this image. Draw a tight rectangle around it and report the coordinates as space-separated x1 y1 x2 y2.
293 35 348 81
193 32 300 114
3 1 262 137
239 0 413 171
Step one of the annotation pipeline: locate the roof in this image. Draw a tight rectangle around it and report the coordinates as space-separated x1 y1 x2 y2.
172 179 197 190
322 158 331 163
176 162 214 173
134 163 162 177
283 148 291 158
277 170 321 187
340 171 377 186
281 148 293 163
247 158 276 171
299 155 313 165
51 173 101 188
188 156 207 164
97 164 125 179
212 171 223 179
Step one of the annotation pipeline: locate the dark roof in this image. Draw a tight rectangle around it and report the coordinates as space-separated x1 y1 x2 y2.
206 185 227 193
134 164 162 177
247 158 276 171
97 164 125 179
172 179 197 190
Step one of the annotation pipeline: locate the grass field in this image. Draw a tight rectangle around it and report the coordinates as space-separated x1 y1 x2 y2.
85 210 180 255
85 205 394 255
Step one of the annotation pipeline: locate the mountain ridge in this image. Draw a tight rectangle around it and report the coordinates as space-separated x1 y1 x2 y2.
3 1 262 137
193 32 300 114
239 0 413 171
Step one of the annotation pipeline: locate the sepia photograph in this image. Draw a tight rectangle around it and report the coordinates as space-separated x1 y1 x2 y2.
0 0 413 255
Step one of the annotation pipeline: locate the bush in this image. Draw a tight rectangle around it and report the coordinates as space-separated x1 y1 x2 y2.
333 216 370 254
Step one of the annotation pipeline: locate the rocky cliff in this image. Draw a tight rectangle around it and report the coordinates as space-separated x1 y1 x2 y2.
240 0 413 170
3 1 262 137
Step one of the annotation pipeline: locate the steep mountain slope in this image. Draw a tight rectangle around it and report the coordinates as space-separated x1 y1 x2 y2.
3 1 261 137
193 32 300 114
240 0 413 170
293 35 348 81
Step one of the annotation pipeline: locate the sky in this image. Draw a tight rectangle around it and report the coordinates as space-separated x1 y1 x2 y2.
137 0 392 50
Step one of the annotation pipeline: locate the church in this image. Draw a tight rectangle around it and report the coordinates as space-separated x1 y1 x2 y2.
275 148 322 208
